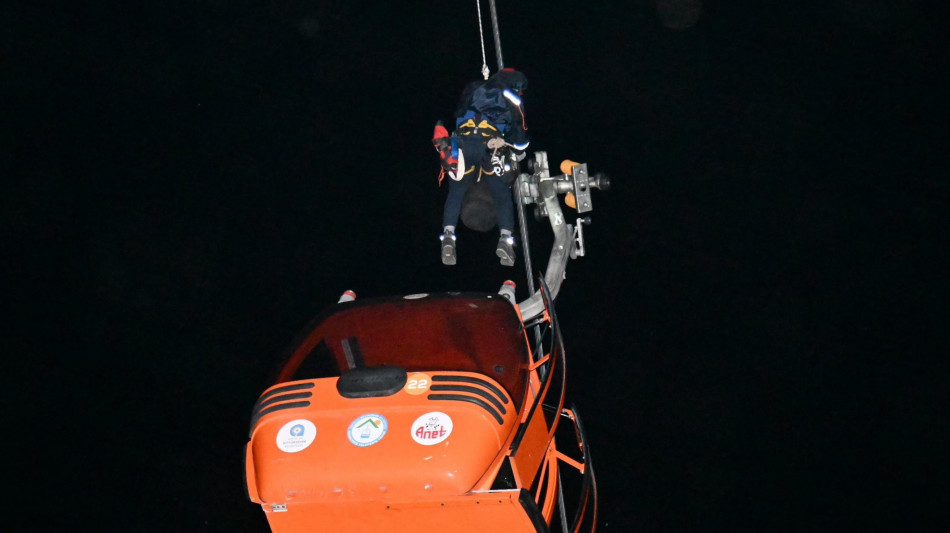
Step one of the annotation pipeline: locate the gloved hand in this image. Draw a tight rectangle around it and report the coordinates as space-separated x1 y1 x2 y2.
432 121 452 153
487 137 507 150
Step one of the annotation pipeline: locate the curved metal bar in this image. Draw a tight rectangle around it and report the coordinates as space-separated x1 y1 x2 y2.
569 404 598 532
516 152 574 320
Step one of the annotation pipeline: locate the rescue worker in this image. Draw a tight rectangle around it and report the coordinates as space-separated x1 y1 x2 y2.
432 68 529 266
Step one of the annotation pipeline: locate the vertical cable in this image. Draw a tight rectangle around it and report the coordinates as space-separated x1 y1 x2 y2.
488 0 505 70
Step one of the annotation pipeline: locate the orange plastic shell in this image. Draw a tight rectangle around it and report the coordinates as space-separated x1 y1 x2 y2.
244 293 592 532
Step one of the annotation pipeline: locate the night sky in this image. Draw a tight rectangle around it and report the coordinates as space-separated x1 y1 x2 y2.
7 1 948 531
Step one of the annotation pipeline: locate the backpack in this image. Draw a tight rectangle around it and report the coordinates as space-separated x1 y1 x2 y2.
463 82 512 130
455 69 527 133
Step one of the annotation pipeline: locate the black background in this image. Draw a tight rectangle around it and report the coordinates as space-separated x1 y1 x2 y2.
7 1 948 531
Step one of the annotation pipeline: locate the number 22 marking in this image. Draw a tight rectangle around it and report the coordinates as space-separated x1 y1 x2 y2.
407 379 429 390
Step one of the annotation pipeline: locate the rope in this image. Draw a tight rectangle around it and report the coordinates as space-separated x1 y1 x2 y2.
475 0 490 80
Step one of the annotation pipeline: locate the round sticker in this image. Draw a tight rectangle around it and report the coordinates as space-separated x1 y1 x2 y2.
276 419 317 453
411 412 453 445
348 414 388 447
405 373 431 396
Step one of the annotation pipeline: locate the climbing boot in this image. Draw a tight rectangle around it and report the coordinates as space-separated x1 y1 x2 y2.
496 235 515 267
440 231 457 266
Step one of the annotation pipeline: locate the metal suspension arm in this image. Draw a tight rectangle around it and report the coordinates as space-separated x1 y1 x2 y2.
488 0 505 70
515 152 610 320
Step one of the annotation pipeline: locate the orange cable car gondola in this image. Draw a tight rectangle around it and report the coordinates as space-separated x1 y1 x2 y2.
244 152 609 532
